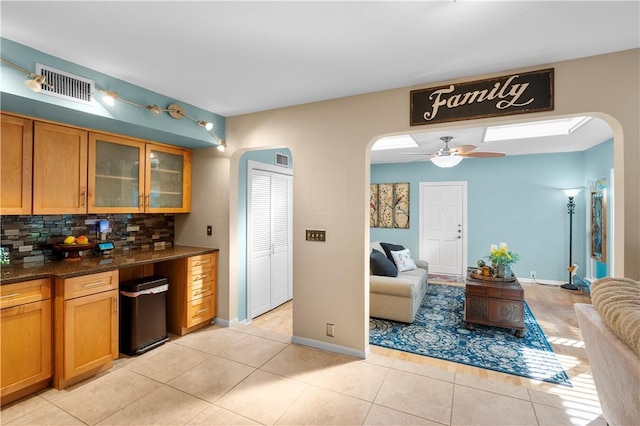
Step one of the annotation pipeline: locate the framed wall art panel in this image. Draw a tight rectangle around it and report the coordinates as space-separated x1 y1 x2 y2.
590 189 606 262
370 182 410 229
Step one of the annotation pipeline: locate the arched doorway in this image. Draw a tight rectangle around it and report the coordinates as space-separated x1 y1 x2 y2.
368 115 615 284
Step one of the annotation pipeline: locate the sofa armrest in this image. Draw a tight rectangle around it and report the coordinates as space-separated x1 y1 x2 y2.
415 259 428 273
575 303 640 425
370 275 416 298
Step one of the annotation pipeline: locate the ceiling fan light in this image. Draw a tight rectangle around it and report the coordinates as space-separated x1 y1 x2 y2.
431 155 463 168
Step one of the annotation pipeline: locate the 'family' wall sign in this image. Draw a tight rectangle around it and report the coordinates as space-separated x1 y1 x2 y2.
410 68 554 126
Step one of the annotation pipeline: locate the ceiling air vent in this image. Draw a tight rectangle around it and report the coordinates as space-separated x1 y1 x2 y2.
275 153 289 167
35 63 95 105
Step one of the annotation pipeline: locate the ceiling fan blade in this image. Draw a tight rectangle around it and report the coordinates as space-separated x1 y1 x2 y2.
459 151 506 158
400 152 436 156
407 157 431 163
451 144 477 153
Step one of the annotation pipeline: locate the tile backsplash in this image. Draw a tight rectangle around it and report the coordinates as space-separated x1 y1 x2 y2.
0 214 174 264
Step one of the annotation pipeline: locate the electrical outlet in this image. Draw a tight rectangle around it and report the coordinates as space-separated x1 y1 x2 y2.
530 271 536 279
207 225 212 236
326 323 335 337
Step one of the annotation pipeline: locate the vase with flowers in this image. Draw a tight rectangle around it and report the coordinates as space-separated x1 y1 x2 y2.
485 242 519 278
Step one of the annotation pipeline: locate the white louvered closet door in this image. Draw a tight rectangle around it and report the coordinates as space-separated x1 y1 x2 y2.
249 168 293 319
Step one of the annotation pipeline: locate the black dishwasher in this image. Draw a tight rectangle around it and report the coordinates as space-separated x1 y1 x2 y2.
119 275 170 355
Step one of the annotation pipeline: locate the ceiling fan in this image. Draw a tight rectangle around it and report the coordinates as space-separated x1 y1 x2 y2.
403 136 505 168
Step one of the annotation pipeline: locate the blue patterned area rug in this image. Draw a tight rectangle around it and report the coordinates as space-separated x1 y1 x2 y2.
370 283 572 386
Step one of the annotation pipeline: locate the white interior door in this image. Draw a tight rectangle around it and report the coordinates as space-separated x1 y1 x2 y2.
419 182 467 275
248 162 293 320
250 172 272 317
270 173 290 307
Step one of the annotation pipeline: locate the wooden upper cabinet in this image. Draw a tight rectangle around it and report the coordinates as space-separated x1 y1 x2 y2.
3 115 191 215
88 133 146 213
145 144 191 213
1 114 33 215
33 122 88 214
88 133 191 213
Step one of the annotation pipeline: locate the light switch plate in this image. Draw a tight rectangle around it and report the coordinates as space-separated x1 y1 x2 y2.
306 229 326 241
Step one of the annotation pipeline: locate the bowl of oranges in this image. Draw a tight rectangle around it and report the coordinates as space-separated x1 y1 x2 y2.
53 235 95 261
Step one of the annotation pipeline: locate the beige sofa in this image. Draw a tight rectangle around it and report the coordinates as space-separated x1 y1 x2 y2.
369 242 428 323
574 277 640 426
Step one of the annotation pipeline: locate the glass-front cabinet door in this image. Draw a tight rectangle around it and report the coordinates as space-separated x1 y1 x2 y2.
88 133 145 213
144 144 191 213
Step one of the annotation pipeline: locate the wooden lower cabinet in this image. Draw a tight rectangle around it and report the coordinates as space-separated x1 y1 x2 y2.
155 252 217 335
54 270 119 389
1 279 52 404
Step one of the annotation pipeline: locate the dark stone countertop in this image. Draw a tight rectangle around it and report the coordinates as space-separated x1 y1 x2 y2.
0 245 219 285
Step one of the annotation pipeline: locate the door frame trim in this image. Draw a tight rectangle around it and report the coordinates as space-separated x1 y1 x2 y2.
418 181 468 276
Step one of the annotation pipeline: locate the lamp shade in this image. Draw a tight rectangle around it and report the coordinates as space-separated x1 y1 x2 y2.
431 155 463 168
562 188 582 198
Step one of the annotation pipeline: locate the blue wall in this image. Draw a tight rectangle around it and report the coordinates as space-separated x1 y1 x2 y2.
1 38 224 149
371 140 613 282
584 139 614 278
237 148 293 321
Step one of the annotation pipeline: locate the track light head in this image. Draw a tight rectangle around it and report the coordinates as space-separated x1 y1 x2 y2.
1 58 53 92
198 121 214 131
147 105 163 115
100 90 118 106
24 74 46 92
217 140 227 152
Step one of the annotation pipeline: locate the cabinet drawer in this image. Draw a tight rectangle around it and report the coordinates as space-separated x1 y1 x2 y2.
186 295 214 328
188 279 214 301
62 271 119 300
1 279 51 309
467 285 522 300
190 268 213 284
189 254 215 278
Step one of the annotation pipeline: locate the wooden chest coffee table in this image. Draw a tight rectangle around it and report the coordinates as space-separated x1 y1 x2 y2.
464 275 525 337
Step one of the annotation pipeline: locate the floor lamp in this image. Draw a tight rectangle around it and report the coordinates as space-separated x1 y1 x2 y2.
561 188 582 290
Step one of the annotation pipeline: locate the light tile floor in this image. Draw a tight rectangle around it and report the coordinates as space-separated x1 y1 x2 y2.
1 299 606 425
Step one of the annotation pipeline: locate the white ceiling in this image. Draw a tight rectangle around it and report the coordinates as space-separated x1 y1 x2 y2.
0 1 636 158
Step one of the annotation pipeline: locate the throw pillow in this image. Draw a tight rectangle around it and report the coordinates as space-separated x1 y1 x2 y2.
380 242 405 262
591 277 640 357
370 241 385 255
391 248 418 272
370 249 398 277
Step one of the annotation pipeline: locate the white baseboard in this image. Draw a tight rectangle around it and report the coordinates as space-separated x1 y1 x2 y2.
292 336 367 359
518 277 565 286
214 317 239 327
